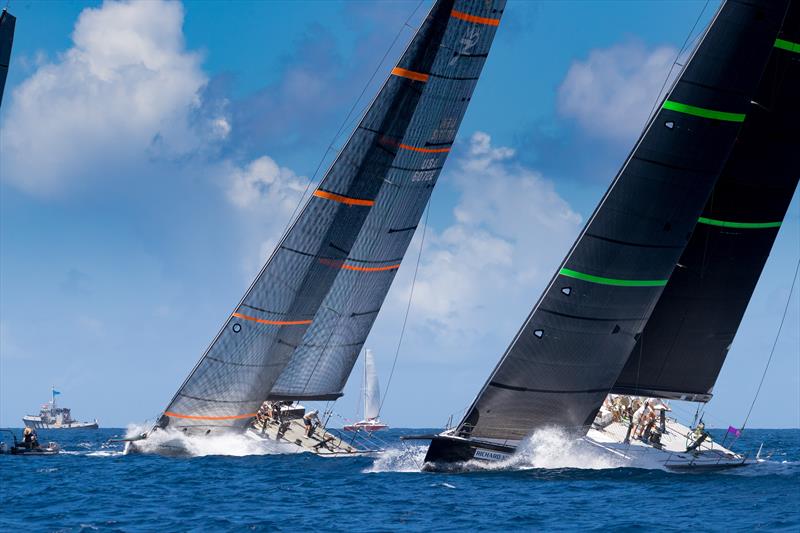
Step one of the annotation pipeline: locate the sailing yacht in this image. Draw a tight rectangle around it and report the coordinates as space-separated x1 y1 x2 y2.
420 0 799 471
127 0 505 456
344 349 389 432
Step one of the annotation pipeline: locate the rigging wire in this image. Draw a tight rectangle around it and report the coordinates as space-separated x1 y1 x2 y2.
739 257 800 432
279 0 424 237
645 0 710 123
377 192 432 417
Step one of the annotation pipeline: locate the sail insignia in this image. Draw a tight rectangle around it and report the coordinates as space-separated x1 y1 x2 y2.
157 0 506 429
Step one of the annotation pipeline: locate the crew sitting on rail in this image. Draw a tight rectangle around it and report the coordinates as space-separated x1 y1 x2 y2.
631 400 653 440
303 410 320 438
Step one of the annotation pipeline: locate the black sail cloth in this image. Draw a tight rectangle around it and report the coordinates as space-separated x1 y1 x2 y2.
452 0 790 444
0 9 16 109
158 0 505 431
613 3 800 402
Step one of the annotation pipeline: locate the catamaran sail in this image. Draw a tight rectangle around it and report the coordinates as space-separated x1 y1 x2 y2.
364 349 381 422
344 349 388 431
154 0 505 436
424 0 791 465
612 3 800 403
0 8 16 109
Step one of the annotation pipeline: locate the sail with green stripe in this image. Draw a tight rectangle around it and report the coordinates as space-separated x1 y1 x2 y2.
424 0 790 459
613 0 800 403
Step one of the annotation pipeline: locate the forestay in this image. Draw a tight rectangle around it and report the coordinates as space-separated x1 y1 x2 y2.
269 0 505 401
456 0 789 442
613 3 800 402
0 9 16 109
159 0 505 430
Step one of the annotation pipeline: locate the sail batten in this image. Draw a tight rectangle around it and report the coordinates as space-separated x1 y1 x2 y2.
269 0 506 401
452 0 791 442
160 0 505 427
612 2 800 401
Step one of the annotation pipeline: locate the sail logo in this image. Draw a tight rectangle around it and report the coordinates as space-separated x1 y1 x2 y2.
449 27 480 66
474 448 510 461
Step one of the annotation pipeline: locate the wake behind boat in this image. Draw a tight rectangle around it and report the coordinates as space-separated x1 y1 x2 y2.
127 0 505 456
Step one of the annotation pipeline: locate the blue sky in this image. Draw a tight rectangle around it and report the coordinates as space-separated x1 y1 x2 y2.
1 0 797 430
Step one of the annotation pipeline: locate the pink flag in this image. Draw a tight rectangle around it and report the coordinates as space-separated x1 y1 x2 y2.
727 426 741 437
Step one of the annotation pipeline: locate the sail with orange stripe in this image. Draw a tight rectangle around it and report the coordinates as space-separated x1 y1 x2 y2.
269 0 506 402
157 0 505 430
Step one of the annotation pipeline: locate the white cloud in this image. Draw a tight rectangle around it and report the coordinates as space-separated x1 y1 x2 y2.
1 0 226 195
558 41 678 142
222 155 308 279
398 132 582 341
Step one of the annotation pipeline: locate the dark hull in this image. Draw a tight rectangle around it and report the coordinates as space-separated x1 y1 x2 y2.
422 436 515 471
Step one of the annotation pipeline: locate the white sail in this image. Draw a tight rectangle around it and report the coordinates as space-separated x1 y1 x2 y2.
364 349 381 421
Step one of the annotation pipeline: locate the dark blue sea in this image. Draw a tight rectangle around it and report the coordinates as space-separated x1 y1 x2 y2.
1 428 798 531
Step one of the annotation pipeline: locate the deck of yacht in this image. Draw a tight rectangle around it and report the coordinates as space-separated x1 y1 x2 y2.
586 417 747 470
248 417 368 457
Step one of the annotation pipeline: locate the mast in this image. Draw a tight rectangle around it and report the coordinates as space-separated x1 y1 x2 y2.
445 0 790 444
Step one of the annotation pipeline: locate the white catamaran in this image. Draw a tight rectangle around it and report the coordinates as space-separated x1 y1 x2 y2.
126 0 506 456
418 0 799 471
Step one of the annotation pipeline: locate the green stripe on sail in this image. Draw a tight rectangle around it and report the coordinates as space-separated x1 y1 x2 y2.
662 100 746 122
774 38 800 54
698 217 782 229
559 268 668 287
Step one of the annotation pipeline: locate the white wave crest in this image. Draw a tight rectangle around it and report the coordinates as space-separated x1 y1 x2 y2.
496 427 625 470
124 423 303 457
364 444 429 473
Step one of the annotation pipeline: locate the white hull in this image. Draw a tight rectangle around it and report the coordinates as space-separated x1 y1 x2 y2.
584 418 748 471
22 416 98 430
247 418 370 457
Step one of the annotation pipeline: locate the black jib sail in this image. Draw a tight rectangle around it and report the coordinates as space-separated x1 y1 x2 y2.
438 0 790 447
158 0 505 431
612 4 800 403
0 8 16 109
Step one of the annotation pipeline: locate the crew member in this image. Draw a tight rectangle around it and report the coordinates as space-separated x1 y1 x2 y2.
303 410 320 438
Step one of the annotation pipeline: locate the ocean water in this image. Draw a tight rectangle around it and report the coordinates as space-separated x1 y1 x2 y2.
1 428 798 531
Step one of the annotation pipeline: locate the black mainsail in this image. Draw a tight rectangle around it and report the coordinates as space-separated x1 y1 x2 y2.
0 8 16 109
612 4 800 403
425 0 790 463
158 0 505 431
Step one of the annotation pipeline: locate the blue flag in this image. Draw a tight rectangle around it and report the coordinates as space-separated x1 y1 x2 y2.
52 389 61 396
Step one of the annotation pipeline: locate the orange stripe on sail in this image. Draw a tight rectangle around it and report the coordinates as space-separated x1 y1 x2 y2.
232 312 312 326
341 263 401 272
451 9 500 26
164 411 257 421
391 67 429 82
313 189 374 207
398 143 451 153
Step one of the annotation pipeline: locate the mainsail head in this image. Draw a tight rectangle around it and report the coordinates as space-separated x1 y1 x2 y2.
448 0 791 444
157 0 506 432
